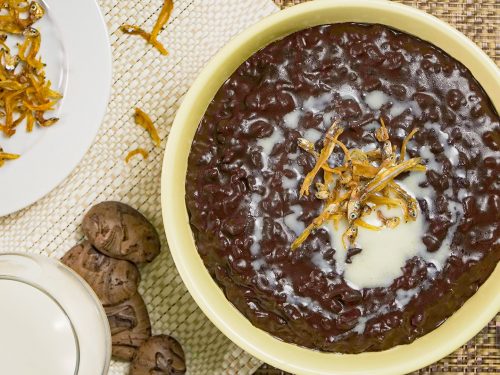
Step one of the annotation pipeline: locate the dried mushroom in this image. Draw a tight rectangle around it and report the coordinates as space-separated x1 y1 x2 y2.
130 335 186 375
82 201 161 264
61 241 140 306
106 293 152 361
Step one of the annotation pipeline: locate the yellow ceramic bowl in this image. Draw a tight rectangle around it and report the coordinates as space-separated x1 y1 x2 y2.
161 1 500 374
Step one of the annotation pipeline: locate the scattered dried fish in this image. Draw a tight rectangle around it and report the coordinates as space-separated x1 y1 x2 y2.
121 0 173 56
126 147 149 163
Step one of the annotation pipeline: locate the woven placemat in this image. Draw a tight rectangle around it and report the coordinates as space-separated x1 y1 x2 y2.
258 4 499 375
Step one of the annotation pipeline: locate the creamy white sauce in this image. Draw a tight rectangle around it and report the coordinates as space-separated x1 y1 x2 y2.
395 287 420 309
283 109 302 129
318 171 456 289
338 84 366 110
343 205 427 289
424 122 448 143
280 277 332 315
251 258 266 271
351 305 390 334
365 90 390 110
282 176 299 190
303 128 323 143
419 145 442 172
399 172 433 201
361 142 378 153
395 100 417 117
455 169 466 179
424 122 460 166
284 205 305 236
249 193 263 256
322 219 348 275
445 146 460 167
457 188 469 201
362 89 421 118
310 250 333 274
409 101 422 116
390 102 407 117
303 92 334 113
257 128 284 156
283 160 303 192
462 252 482 263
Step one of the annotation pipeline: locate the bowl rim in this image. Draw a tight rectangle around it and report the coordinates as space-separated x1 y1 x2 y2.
161 1 500 374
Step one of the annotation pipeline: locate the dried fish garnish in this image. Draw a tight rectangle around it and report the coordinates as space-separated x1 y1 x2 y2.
291 119 426 251
125 108 160 163
134 107 160 146
126 148 149 163
0 0 62 167
150 0 174 42
0 147 19 167
120 25 168 55
300 120 341 197
0 0 44 34
121 0 173 56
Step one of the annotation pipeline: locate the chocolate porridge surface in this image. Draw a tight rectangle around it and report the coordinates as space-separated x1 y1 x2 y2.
185 24 499 353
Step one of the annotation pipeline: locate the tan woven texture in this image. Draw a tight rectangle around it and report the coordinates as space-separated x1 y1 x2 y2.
263 3 499 375
0 1 278 374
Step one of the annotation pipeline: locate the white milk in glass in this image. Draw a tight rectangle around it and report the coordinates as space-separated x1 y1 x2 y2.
0 253 111 375
0 280 77 375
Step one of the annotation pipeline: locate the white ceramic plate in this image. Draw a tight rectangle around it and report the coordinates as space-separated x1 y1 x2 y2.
0 0 112 216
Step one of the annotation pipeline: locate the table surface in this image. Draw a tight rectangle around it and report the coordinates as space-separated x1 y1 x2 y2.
257 1 499 374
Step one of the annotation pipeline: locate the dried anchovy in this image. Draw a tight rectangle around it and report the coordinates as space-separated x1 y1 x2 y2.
0 146 19 167
0 0 62 167
134 107 160 146
125 148 149 163
292 119 426 251
121 0 173 56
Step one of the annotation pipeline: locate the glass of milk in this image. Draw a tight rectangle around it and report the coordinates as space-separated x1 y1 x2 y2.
0 253 111 375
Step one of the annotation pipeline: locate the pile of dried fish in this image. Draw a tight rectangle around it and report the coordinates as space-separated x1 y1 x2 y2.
292 119 426 251
0 0 62 167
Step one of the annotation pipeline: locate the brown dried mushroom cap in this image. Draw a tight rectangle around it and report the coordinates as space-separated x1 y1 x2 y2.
61 241 140 306
105 293 152 361
130 335 186 375
82 201 161 264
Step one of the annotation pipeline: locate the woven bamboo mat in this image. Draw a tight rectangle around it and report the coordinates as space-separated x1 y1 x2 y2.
258 4 499 375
